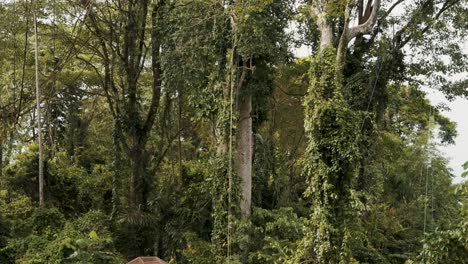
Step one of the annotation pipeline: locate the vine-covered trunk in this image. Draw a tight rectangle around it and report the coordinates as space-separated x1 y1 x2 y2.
125 138 152 259
211 83 231 263
300 0 382 261
128 141 148 209
301 47 360 263
237 94 253 218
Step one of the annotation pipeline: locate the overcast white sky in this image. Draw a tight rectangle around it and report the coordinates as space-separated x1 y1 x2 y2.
425 88 467 183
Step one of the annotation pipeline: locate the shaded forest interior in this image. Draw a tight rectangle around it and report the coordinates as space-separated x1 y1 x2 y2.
0 0 467 263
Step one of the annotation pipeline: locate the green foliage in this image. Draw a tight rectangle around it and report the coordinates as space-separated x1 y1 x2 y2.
385 84 457 145
3 145 113 214
30 207 65 235
248 207 306 263
462 161 468 178
300 47 361 263
234 0 292 60
181 232 213 264
2 145 43 202
252 58 311 211
419 223 468 264
418 181 467 263
0 0 466 263
181 207 306 264
12 210 122 264
347 82 462 263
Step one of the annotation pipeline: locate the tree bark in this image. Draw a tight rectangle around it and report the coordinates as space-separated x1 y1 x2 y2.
0 138 3 177
230 2 254 219
33 2 44 207
128 141 148 210
237 94 253 218
319 23 334 50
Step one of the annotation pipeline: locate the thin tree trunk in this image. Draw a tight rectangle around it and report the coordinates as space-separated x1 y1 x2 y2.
4 131 14 167
0 88 3 176
33 1 44 207
128 149 137 209
178 93 183 189
0 137 3 177
237 94 253 218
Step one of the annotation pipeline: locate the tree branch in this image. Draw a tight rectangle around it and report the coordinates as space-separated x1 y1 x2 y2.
397 0 459 48
382 0 405 20
348 0 381 41
143 0 164 135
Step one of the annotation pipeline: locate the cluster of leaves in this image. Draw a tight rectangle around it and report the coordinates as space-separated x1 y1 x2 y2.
418 181 467 263
300 47 362 263
0 189 122 263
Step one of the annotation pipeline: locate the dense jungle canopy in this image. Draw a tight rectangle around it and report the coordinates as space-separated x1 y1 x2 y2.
0 0 467 263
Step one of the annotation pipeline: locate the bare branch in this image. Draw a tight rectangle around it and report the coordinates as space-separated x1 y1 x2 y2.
361 0 374 23
382 0 405 20
348 0 381 41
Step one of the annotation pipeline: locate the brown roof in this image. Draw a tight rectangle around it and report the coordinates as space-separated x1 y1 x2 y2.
127 257 168 264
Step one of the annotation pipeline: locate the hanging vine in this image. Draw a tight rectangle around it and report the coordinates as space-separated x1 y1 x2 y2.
299 47 361 263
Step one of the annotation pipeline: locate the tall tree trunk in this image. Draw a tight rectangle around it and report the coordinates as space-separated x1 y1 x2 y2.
128 140 149 210
319 24 334 50
128 145 140 209
0 96 3 177
33 1 44 207
237 94 253 218
230 2 254 219
0 137 3 177
301 1 381 262
85 0 160 257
